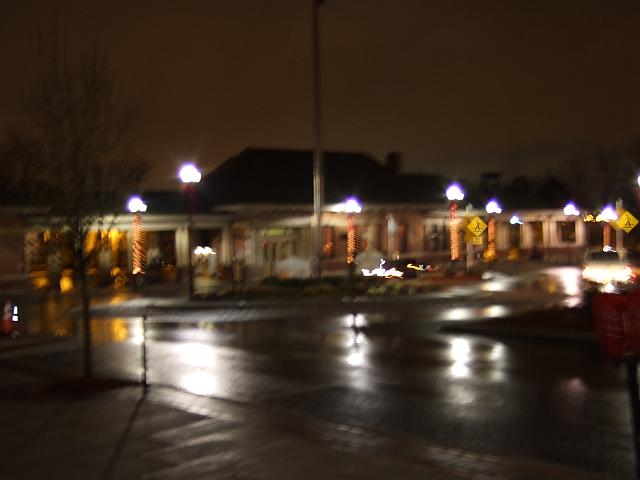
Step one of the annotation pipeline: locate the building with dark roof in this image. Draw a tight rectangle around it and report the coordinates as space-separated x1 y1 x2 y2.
200 148 448 209
11 147 590 291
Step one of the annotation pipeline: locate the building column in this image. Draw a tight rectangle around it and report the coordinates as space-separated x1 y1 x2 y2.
496 219 511 250
575 220 586 247
387 213 397 259
220 226 233 264
175 226 189 268
542 219 553 247
244 226 257 266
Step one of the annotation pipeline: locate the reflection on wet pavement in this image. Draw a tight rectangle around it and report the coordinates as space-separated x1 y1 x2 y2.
10 268 633 478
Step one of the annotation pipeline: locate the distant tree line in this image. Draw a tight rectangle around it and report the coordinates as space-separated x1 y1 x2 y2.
460 143 640 211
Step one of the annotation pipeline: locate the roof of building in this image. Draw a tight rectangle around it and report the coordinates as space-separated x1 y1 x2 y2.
200 148 448 209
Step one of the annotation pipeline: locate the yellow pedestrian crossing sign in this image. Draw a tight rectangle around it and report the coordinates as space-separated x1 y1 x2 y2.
467 216 487 237
615 210 639 233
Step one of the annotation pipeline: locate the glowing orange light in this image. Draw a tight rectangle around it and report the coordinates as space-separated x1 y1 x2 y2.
347 213 357 264
132 214 146 275
603 223 611 250
486 217 497 261
449 201 460 261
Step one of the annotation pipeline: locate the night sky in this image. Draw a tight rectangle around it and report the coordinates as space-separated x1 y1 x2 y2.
2 0 640 189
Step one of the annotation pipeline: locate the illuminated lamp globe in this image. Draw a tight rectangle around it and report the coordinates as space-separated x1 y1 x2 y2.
127 196 147 213
446 184 464 201
601 205 618 222
344 197 362 214
179 163 202 184
563 203 580 216
485 199 502 214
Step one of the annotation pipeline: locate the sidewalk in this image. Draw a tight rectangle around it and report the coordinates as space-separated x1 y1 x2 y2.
0 362 613 480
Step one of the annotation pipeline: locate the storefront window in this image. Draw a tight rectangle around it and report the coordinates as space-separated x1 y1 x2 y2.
558 221 576 243
322 227 335 258
530 221 543 245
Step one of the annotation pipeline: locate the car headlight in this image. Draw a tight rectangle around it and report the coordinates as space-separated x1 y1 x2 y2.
614 266 633 283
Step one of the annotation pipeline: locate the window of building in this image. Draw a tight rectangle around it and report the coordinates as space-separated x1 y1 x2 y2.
147 231 176 267
509 224 521 247
398 224 408 254
558 221 576 243
530 222 543 246
426 224 443 252
322 227 335 258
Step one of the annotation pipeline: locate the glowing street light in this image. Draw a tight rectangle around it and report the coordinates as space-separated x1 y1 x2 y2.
127 196 148 280
446 184 464 202
485 199 502 215
446 184 464 261
563 203 580 217
128 196 147 214
509 215 523 225
179 163 202 184
179 163 201 297
485 199 501 261
343 197 362 214
601 205 618 222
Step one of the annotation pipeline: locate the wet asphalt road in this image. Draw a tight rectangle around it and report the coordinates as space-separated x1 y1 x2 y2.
6 266 636 478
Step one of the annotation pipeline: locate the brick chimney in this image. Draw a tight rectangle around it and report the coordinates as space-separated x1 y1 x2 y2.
385 152 402 175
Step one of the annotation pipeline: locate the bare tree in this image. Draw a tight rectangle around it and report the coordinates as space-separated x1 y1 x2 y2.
14 37 148 379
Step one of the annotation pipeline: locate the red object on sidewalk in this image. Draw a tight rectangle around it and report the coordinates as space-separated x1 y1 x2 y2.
626 289 640 353
2 300 13 335
594 293 630 358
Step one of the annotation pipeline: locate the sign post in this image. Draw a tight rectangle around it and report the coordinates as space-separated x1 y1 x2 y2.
465 215 487 270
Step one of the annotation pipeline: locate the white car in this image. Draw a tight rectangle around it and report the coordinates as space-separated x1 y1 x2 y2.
581 249 636 292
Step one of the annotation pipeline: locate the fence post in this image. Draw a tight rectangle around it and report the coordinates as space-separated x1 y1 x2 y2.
141 315 148 391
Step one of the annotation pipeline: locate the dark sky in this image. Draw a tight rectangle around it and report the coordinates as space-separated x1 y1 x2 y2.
2 1 640 189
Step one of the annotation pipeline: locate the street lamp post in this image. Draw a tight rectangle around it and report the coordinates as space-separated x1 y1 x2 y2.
127 196 148 289
446 184 464 262
485 199 502 261
179 163 202 298
312 0 324 280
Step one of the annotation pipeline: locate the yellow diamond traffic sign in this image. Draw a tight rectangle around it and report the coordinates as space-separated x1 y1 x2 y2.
615 210 639 233
467 216 487 237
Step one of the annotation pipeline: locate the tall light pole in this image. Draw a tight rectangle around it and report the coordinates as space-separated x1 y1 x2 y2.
446 184 464 261
127 196 148 288
179 163 201 298
312 0 324 279
485 199 502 261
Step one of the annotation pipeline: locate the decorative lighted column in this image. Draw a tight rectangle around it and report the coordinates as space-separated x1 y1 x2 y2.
179 163 202 297
127 196 148 278
600 205 618 250
485 199 502 261
343 197 362 267
446 184 464 261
